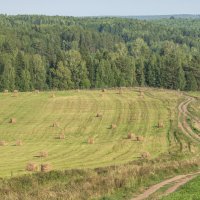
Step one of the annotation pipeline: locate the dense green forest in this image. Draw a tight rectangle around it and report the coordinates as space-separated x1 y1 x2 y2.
0 15 199 91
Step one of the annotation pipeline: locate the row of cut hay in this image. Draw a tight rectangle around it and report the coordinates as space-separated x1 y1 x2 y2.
34 90 57 96
4 90 19 93
87 136 150 159
87 133 144 145
26 163 52 172
3 89 57 98
0 140 23 146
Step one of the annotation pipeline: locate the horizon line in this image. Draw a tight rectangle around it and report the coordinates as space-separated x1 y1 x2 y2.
0 13 200 18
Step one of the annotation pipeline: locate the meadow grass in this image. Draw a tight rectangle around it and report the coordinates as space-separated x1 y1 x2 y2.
161 175 200 200
0 88 180 177
0 88 200 199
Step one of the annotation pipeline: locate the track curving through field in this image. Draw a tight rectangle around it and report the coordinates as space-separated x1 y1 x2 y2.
131 96 200 200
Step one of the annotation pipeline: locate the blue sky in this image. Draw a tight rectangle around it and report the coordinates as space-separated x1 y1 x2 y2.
0 0 200 16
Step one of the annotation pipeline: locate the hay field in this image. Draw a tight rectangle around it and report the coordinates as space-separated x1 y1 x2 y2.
0 88 180 177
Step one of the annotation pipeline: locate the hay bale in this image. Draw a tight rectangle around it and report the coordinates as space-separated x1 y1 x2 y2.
16 140 23 146
141 152 151 159
59 133 65 139
96 113 103 118
88 137 94 144
39 151 48 158
117 87 123 94
35 90 40 94
12 92 18 97
52 122 60 128
111 124 117 129
41 164 52 172
127 133 135 139
158 121 164 128
0 141 6 146
4 89 8 93
136 136 144 141
118 90 123 95
26 163 38 172
14 90 18 93
139 91 144 97
10 118 16 124
51 93 55 98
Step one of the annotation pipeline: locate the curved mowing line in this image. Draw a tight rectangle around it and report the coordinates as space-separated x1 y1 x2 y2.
0 90 177 177
178 97 200 143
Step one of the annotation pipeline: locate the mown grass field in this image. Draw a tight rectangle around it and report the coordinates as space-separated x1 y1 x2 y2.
0 88 181 177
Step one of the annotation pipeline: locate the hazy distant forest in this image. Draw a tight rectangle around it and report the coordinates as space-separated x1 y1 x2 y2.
0 15 199 91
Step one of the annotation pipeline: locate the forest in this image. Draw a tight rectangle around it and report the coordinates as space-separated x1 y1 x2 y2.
0 15 199 91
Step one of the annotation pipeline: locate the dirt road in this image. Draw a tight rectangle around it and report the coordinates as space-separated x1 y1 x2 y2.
178 97 200 142
131 97 200 200
132 172 200 200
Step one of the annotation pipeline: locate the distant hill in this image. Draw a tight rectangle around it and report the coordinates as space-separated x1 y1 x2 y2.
122 14 200 20
93 14 200 20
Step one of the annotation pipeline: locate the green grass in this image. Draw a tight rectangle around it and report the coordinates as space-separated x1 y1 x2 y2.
1 88 200 200
161 175 200 200
0 88 180 177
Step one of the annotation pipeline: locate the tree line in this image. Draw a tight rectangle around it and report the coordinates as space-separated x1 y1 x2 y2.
0 15 199 91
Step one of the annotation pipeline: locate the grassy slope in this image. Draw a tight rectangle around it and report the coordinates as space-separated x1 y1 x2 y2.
188 92 200 118
0 88 179 177
161 175 200 200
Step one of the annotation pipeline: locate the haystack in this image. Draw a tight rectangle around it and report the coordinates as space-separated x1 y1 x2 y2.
52 122 60 128
59 133 65 139
10 118 16 124
139 91 144 97
39 151 48 158
41 164 52 172
127 133 135 139
12 92 18 97
141 152 151 159
26 163 38 172
136 136 144 141
0 141 6 146
111 124 117 129
51 93 55 98
158 121 164 128
118 90 122 95
16 140 23 146
96 113 103 118
88 137 94 144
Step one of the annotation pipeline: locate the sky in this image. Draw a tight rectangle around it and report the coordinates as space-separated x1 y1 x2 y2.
0 0 200 16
